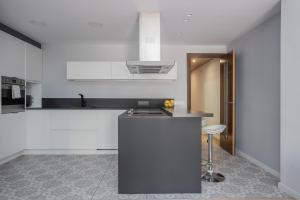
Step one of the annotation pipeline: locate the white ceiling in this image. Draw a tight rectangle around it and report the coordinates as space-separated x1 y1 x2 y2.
0 0 280 45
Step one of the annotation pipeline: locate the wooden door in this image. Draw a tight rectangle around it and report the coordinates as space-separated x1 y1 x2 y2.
220 50 236 155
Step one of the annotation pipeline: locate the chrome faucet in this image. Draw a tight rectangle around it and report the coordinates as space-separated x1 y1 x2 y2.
78 93 87 107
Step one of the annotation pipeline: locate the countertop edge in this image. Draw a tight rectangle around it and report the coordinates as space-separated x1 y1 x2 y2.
162 107 213 118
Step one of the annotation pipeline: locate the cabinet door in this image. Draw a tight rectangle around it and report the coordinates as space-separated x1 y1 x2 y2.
26 43 42 82
0 30 25 78
67 62 111 80
110 110 126 149
48 110 98 149
25 110 50 149
111 62 133 79
0 112 26 160
26 110 99 150
97 110 125 149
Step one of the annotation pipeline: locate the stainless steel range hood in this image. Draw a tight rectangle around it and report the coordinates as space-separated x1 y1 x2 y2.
126 12 175 74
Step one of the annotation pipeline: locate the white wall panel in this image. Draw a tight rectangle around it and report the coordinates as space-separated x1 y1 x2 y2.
280 0 300 198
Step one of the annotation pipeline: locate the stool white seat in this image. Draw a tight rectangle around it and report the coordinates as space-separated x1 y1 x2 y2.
202 123 227 182
203 124 226 135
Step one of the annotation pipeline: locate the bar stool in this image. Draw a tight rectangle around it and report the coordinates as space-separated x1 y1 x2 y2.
201 119 208 167
201 124 226 182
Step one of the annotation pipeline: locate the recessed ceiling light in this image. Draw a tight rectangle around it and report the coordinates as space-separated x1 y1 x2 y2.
220 59 226 64
192 59 196 63
88 22 103 28
29 20 47 27
187 14 193 17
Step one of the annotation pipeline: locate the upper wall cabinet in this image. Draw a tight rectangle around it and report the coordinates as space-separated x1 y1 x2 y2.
0 30 25 79
111 62 133 79
67 61 177 80
67 61 111 80
26 43 42 82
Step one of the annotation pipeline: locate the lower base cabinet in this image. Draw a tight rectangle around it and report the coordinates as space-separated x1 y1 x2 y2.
25 110 125 150
97 110 121 149
0 112 26 161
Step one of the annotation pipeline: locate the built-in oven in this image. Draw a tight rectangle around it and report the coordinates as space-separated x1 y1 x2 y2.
1 76 25 114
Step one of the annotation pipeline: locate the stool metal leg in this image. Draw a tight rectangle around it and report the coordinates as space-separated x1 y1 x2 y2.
208 134 213 175
201 134 225 182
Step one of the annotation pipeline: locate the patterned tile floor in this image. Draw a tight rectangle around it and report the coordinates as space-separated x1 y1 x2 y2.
0 143 290 200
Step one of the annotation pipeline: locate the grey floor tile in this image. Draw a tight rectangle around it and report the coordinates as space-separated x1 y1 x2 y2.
93 186 147 200
0 144 290 200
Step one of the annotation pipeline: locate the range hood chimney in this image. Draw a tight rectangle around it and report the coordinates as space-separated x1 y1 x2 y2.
126 12 175 74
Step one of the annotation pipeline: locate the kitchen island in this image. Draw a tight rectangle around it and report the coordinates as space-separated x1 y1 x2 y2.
118 108 212 194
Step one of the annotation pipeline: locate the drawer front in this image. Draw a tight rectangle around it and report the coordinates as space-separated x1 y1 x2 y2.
49 111 98 131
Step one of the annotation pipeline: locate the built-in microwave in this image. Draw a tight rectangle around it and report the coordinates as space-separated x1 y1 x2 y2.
1 76 25 114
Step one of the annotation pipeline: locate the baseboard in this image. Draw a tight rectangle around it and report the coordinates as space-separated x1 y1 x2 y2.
236 149 280 178
23 149 118 155
278 182 300 199
0 150 24 165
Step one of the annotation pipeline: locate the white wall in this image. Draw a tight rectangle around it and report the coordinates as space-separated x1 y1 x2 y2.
42 42 226 106
280 0 300 198
191 59 220 125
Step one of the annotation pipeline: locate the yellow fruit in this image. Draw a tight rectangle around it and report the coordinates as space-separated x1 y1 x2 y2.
169 100 174 107
164 100 170 107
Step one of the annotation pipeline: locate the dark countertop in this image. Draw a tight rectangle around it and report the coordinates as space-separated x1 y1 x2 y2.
26 107 128 110
40 98 167 110
119 107 213 118
162 107 213 118
27 98 168 111
119 109 171 118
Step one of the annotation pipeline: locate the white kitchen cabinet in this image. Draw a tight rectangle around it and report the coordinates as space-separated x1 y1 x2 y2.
0 30 25 79
25 110 125 150
49 110 98 149
111 62 133 79
49 111 98 131
66 61 177 80
26 43 42 82
26 110 98 149
0 112 26 161
25 110 50 149
133 63 177 80
67 61 111 80
97 110 125 149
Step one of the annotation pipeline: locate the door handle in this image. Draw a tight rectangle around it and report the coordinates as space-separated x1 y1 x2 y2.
227 101 235 104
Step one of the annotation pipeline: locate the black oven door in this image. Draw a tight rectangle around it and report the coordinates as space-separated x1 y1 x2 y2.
1 86 25 114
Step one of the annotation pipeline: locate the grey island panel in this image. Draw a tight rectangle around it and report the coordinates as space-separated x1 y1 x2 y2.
118 116 202 194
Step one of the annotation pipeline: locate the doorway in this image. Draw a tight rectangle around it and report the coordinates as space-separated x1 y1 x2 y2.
187 51 236 155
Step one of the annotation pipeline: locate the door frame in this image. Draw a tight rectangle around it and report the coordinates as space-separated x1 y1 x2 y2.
187 52 236 155
186 53 226 111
